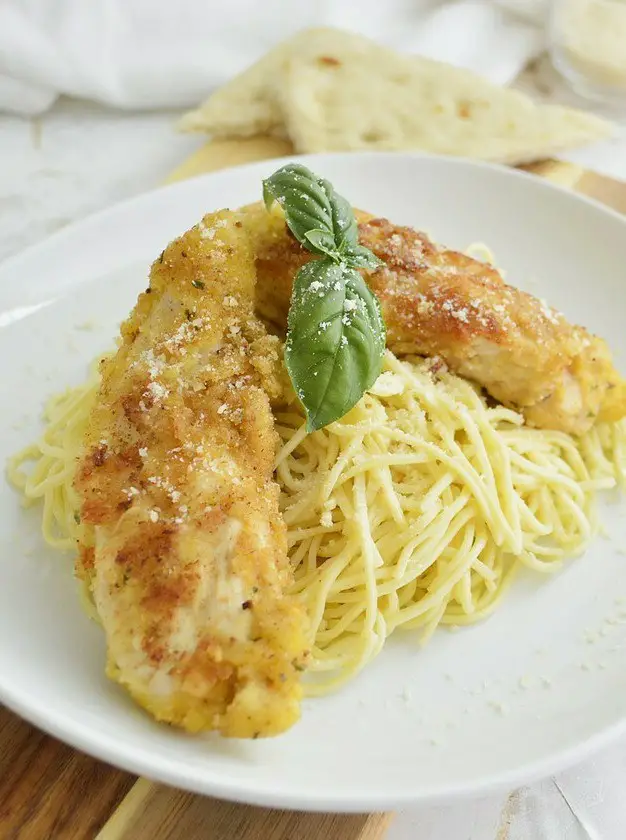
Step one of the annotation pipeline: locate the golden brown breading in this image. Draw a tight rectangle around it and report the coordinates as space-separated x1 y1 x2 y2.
74 210 308 738
244 202 626 435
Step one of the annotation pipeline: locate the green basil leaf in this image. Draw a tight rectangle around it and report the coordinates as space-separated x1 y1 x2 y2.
342 244 384 271
262 164 355 255
285 259 386 432
304 229 342 260
263 164 387 431
320 178 358 250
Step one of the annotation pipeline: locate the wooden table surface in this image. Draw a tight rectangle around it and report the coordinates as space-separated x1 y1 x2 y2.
0 701 393 840
2 141 625 840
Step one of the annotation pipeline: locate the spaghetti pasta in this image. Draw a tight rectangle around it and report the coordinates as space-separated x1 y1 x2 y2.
7 351 626 695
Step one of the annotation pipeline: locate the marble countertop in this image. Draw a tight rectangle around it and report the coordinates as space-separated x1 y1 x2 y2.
1 68 626 839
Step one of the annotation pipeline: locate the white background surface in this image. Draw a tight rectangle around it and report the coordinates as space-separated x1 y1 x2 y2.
2 64 626 840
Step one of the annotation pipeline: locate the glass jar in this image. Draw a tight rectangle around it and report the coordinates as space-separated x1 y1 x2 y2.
549 0 626 108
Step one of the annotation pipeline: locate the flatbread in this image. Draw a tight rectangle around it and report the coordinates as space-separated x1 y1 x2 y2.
179 26 611 165
279 30 611 163
178 28 337 137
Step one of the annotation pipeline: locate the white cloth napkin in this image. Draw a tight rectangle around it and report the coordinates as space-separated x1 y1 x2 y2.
0 0 547 116
403 0 545 85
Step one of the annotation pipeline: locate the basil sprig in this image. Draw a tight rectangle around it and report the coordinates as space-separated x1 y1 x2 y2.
263 164 386 432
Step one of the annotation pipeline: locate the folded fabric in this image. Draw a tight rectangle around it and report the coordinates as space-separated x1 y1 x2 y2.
404 0 544 86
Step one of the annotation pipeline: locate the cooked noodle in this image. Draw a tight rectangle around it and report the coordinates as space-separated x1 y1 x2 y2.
7 347 626 694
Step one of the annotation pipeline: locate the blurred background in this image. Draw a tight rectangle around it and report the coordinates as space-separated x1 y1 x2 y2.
1 0 625 263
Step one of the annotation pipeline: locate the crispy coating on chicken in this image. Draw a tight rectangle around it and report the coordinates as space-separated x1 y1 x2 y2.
244 203 626 435
74 210 308 738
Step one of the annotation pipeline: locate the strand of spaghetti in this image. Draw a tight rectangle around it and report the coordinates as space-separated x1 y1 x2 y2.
287 524 343 542
439 563 517 626
387 510 479 631
393 492 472 580
314 603 368 645
470 558 498 583
352 471 383 653
274 419 308 468
369 424 518 548
319 433 367 505
370 434 405 524
457 565 475 616
396 531 490 632
388 355 522 546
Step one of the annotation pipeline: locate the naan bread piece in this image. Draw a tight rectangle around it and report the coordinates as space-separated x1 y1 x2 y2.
278 28 610 162
178 28 332 137
180 27 610 163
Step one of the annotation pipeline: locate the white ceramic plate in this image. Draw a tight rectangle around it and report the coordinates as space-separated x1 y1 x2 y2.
2 153 626 812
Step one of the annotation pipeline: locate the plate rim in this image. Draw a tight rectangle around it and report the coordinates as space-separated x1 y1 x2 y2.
2 151 626 280
2 674 626 813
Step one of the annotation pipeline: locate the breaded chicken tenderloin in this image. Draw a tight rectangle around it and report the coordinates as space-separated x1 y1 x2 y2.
75 210 308 738
244 204 625 435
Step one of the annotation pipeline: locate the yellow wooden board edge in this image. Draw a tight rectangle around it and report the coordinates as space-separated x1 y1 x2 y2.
165 136 293 184
165 136 586 193
95 780 394 840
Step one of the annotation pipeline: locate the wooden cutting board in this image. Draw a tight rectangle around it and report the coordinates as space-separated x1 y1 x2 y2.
2 138 625 840
164 135 626 210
